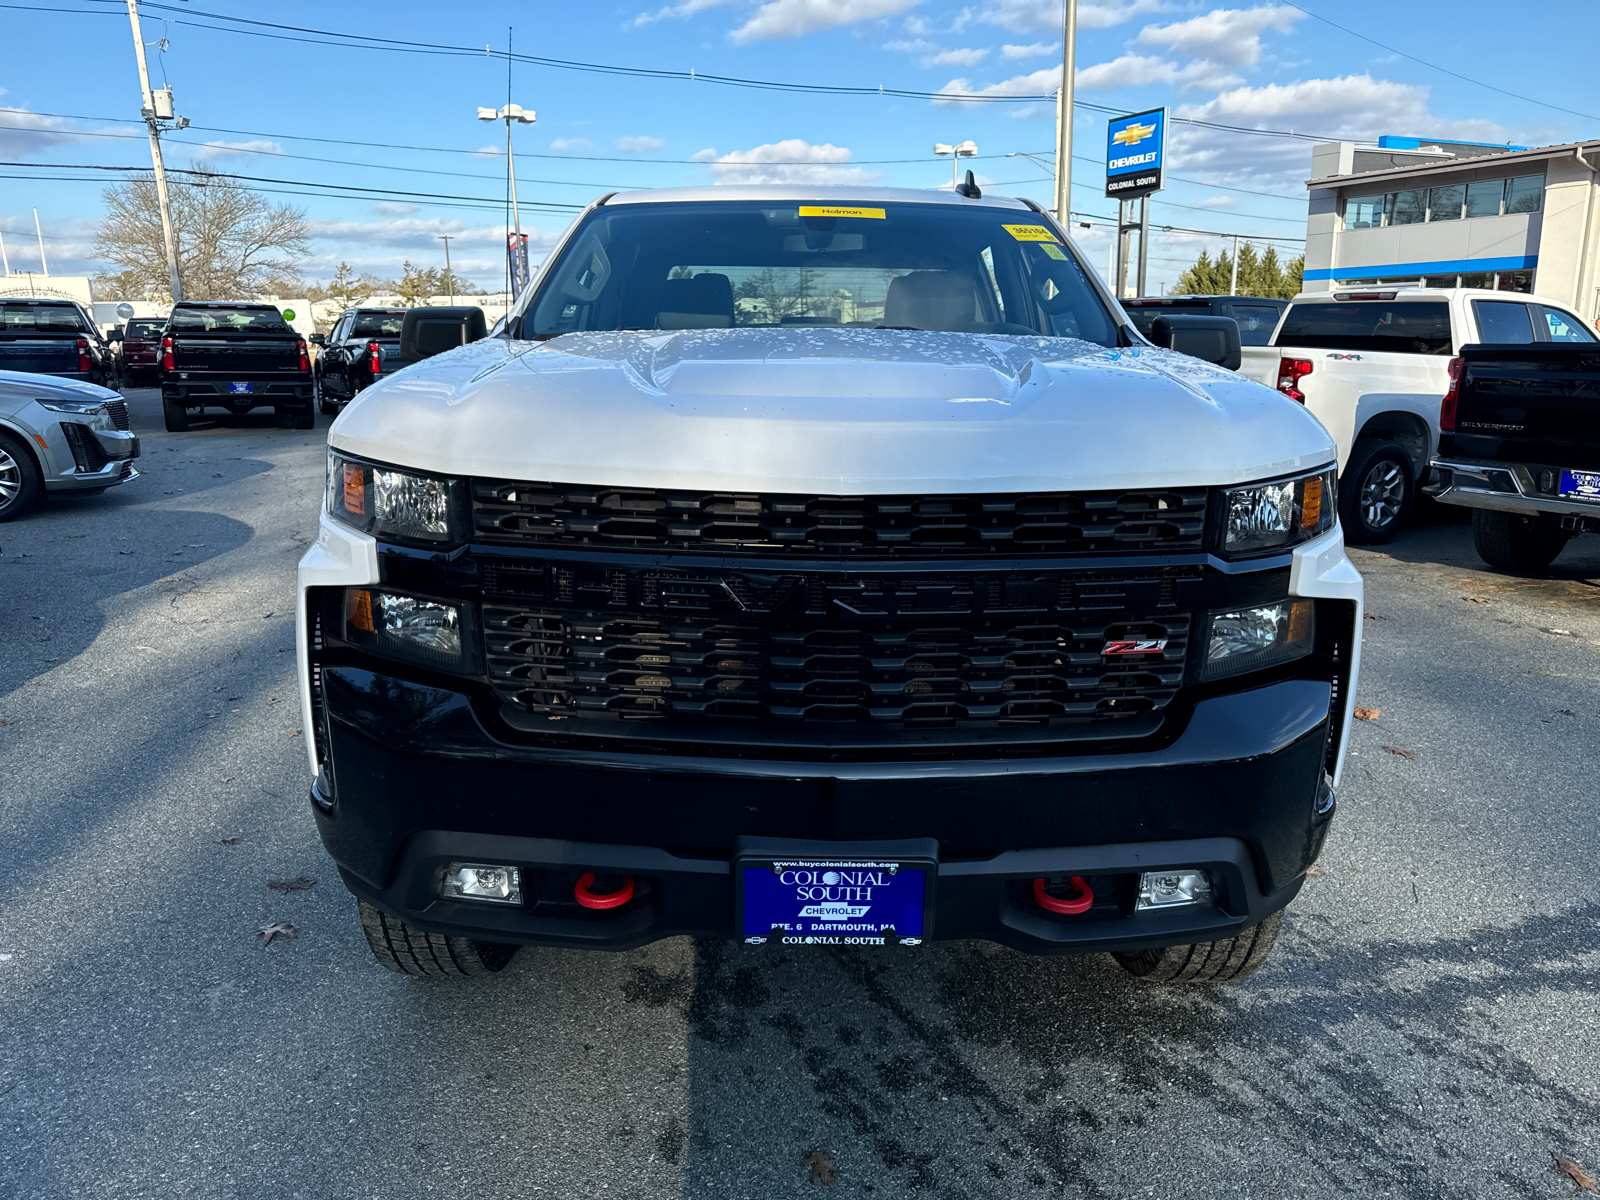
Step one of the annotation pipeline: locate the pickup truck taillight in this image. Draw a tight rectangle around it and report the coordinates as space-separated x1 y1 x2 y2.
75 337 91 373
367 340 381 375
160 336 174 371
1276 357 1314 403
298 339 311 373
1440 355 1463 432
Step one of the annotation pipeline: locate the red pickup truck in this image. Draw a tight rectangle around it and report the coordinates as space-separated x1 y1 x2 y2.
119 316 167 386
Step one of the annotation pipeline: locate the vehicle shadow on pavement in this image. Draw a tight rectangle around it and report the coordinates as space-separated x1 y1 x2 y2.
1373 500 1600 586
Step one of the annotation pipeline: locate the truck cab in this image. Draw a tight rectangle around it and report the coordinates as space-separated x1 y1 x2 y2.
0 299 118 388
1239 287 1598 542
298 186 1363 985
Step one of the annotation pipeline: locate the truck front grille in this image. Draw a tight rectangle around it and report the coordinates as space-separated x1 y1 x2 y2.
471 480 1208 557
481 560 1201 747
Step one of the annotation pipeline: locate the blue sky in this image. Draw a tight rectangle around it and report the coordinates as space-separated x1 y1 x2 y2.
0 0 1589 294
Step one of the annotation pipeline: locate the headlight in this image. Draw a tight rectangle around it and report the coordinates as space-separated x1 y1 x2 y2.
343 587 479 673
1219 467 1336 556
36 398 107 415
1198 599 1314 682
326 451 463 543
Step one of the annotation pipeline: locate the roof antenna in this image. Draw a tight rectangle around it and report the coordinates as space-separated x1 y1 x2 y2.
955 169 981 199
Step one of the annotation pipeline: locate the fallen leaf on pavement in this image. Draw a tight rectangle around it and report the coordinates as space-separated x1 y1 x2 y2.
257 922 298 947
802 1151 837 1187
1554 1155 1598 1192
1364 613 1386 621
1383 746 1418 760
218 835 242 845
1354 707 1380 721
1305 864 1326 878
268 876 316 894
288 730 300 738
1462 596 1491 604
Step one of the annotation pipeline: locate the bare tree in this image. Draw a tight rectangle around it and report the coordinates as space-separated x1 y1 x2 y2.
94 169 310 300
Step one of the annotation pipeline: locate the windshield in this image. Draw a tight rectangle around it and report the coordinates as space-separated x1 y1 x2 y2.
125 319 165 338
351 311 407 337
169 306 292 334
1 303 88 334
524 200 1119 346
1277 300 1452 355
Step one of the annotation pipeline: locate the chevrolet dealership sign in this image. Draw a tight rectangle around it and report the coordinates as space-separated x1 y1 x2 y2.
1105 108 1166 200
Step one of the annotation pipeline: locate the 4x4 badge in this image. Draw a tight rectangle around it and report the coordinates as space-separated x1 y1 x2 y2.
1327 352 1363 361
1103 638 1167 656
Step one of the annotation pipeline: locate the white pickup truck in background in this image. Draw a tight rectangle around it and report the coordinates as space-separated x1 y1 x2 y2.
1239 288 1599 542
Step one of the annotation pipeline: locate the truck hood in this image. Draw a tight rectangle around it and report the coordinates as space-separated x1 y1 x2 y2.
329 328 1335 493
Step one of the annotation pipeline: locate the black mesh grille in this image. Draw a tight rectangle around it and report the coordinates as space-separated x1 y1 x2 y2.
60 423 109 472
105 399 130 431
481 559 1200 745
471 480 1208 557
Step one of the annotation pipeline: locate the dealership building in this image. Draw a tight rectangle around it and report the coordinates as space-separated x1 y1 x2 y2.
1301 136 1600 316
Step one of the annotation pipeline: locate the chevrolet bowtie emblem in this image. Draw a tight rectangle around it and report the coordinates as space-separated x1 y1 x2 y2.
1113 121 1156 147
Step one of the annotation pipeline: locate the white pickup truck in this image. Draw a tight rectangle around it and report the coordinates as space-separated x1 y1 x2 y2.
1240 288 1599 542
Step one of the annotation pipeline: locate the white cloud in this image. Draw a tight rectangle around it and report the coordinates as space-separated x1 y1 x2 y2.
702 139 883 185
629 0 730 25
730 0 920 43
193 139 285 160
1190 194 1234 208
615 135 666 152
934 65 1058 104
373 202 418 217
0 103 77 159
549 137 594 153
474 145 504 158
691 147 720 162
1136 5 1301 69
974 0 1162 35
1002 41 1056 58
1074 53 1241 91
884 37 989 66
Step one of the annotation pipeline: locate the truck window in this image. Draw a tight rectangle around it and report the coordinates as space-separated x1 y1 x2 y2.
1537 306 1596 343
351 312 408 338
125 318 165 338
1 303 88 333
1229 304 1281 346
1277 301 1452 355
527 201 1119 347
169 306 292 334
1472 300 1535 344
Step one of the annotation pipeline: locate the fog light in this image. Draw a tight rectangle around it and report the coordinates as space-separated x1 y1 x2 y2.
441 863 522 905
1136 870 1213 910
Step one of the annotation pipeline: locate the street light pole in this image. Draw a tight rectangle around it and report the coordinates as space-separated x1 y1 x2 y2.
124 0 183 301
934 141 977 189
1053 0 1077 223
478 102 536 294
439 235 455 304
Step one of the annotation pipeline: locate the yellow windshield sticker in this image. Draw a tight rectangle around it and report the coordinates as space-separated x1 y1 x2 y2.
798 206 886 219
1041 243 1069 260
1004 224 1061 243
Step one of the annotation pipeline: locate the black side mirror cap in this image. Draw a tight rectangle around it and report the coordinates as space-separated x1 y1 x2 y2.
1147 313 1242 371
399 306 488 361
107 328 124 342
309 333 327 346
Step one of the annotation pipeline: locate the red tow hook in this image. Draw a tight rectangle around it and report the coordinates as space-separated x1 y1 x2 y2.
1032 876 1093 915
574 873 634 910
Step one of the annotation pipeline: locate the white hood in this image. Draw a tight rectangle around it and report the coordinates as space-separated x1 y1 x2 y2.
328 328 1335 493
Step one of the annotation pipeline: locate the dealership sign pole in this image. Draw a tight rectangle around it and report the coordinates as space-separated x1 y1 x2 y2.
1104 108 1166 298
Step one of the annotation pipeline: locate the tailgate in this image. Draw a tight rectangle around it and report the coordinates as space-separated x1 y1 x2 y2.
0 337 79 374
172 337 300 374
1448 345 1600 471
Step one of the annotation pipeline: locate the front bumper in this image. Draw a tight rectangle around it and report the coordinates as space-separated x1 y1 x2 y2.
1428 458 1600 526
43 424 140 492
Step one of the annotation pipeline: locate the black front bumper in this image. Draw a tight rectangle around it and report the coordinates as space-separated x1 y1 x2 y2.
314 668 1335 955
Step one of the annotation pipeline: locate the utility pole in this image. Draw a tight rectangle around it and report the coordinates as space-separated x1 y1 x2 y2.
1052 0 1077 222
1136 195 1149 296
33 210 48 275
124 0 184 302
1229 234 1240 295
439 235 455 304
0 229 9 275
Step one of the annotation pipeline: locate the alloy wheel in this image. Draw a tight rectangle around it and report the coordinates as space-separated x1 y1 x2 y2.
1359 460 1405 529
0 444 20 505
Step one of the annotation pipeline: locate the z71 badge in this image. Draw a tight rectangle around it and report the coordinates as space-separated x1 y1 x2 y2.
1102 638 1167 656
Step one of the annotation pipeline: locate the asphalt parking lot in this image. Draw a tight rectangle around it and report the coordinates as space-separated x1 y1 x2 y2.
2 387 1598 1199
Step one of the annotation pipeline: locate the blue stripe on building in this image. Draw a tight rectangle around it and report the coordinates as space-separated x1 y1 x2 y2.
1304 255 1538 282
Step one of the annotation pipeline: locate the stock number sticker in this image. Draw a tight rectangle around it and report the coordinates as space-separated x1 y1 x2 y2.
1003 224 1062 243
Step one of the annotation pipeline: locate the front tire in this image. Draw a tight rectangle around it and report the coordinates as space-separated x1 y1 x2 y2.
357 900 518 977
162 396 190 432
1339 439 1413 544
1111 909 1282 983
0 431 42 522
1471 508 1570 573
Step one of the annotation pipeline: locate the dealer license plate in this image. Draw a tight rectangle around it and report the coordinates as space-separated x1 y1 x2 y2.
229 382 253 394
1559 470 1600 504
737 855 932 946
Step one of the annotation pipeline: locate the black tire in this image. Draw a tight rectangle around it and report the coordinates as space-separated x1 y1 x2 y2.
1471 508 1570 573
289 404 316 430
1112 909 1282 983
0 430 42 522
162 395 190 432
1339 439 1413 544
357 899 518 977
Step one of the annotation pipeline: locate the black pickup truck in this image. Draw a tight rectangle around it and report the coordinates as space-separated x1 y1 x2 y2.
312 307 408 415
160 302 313 431
0 298 118 387
1429 342 1600 571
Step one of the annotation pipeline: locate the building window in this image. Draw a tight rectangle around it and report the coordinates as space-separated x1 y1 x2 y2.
1341 171 1545 229
1428 185 1465 221
1495 271 1533 293
1506 175 1543 214
1345 195 1386 229
1457 272 1494 289
1464 179 1504 218
1390 189 1427 225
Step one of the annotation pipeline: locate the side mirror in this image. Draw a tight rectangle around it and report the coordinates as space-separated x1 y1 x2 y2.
399 306 488 362
1147 314 1242 371
309 333 327 346
107 328 124 342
